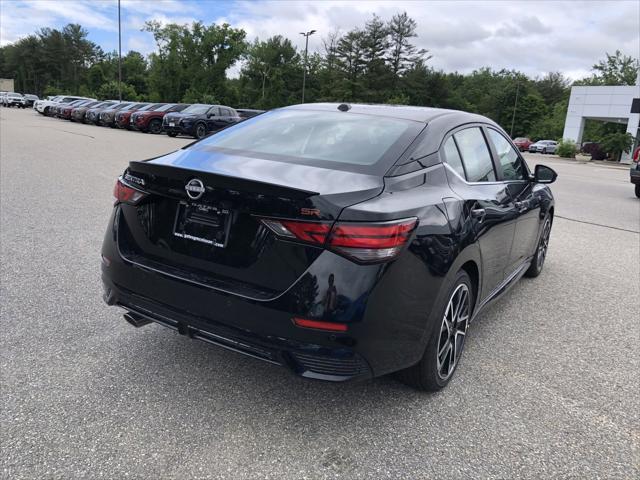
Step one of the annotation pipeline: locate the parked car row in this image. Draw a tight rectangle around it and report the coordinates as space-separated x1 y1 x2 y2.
511 137 558 154
31 95 264 139
0 92 39 108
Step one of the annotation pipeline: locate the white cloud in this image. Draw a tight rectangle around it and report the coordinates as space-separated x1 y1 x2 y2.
2 0 639 80
217 0 640 79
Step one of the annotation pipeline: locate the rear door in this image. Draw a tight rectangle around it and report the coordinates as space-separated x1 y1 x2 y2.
441 126 519 298
486 128 541 271
205 106 223 131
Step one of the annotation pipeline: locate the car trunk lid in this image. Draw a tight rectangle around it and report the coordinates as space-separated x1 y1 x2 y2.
116 147 383 299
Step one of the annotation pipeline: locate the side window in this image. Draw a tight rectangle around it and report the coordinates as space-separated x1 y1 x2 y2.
442 137 466 179
207 107 220 117
487 129 527 181
453 128 496 182
221 108 232 117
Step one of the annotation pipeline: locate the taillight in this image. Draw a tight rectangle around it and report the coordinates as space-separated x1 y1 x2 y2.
260 217 417 263
113 178 146 205
328 219 417 263
260 219 331 245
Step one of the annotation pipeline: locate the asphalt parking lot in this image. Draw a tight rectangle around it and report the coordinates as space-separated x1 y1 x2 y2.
1 107 638 479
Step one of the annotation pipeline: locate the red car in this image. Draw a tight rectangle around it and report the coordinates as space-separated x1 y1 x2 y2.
59 99 96 120
115 103 155 129
130 103 189 133
513 137 533 152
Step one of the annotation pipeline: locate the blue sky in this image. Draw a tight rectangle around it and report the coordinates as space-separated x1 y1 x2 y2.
1 0 638 80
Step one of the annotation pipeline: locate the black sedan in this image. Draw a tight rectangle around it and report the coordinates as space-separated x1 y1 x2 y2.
102 103 556 391
162 104 241 138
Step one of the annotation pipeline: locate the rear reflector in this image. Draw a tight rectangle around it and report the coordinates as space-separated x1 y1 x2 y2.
293 317 348 332
261 217 417 263
113 177 147 205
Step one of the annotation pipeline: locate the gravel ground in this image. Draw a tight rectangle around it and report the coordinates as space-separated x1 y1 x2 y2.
1 107 639 479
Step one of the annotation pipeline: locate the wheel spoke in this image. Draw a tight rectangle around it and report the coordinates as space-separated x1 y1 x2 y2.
438 339 451 358
448 341 456 375
436 283 471 380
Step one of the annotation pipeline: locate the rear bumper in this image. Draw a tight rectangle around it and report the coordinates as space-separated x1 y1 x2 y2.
162 124 183 135
103 278 372 381
100 207 434 381
630 167 640 184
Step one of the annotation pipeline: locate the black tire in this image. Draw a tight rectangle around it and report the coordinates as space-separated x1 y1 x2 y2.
525 215 552 278
167 132 178 137
542 148 547 154
43 107 50 115
635 184 640 199
195 122 207 139
398 270 474 391
148 119 162 134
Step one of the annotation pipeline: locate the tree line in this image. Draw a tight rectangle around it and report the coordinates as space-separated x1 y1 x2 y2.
0 12 637 141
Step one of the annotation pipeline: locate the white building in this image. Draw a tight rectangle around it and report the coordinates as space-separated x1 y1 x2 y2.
562 82 640 163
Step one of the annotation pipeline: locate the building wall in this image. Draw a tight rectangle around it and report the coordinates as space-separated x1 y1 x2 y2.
0 78 15 92
563 85 640 163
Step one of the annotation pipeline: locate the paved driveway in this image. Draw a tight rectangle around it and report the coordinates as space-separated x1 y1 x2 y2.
1 108 638 479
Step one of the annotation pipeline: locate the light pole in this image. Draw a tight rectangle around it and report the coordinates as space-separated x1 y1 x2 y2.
300 29 316 103
118 0 122 102
509 81 520 138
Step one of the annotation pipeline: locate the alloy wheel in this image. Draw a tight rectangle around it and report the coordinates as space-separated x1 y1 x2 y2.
149 120 161 134
196 124 206 139
436 283 470 380
537 218 551 269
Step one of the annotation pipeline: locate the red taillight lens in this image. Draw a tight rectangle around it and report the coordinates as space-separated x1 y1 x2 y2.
328 218 417 263
293 317 348 332
260 217 417 263
260 219 331 245
113 178 146 205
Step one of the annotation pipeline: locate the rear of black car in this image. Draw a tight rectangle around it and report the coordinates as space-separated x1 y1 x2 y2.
102 107 430 380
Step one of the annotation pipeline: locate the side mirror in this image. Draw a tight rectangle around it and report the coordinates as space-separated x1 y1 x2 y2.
533 164 557 184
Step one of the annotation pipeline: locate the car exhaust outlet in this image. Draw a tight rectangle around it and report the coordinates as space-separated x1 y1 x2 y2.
123 312 152 328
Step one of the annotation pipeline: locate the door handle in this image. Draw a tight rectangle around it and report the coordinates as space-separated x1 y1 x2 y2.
470 208 486 222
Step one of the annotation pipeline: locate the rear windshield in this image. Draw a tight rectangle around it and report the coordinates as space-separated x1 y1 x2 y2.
196 109 419 172
182 104 211 115
154 103 175 112
137 103 156 111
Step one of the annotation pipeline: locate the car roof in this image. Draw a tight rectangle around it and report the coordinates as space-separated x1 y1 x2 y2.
284 102 492 124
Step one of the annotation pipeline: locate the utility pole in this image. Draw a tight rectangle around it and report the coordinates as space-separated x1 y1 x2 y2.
510 81 520 138
118 0 122 102
300 29 316 103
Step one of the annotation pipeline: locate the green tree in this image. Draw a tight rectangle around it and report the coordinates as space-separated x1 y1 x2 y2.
578 50 639 86
530 99 568 140
601 132 635 161
97 81 138 101
361 15 393 102
238 35 302 109
144 20 247 102
387 12 430 77
534 72 569 105
335 29 366 100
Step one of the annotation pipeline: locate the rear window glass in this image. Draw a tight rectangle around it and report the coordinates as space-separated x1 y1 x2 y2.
182 104 211 115
442 137 466 179
453 128 496 182
197 110 417 169
154 104 175 112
